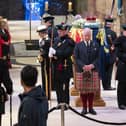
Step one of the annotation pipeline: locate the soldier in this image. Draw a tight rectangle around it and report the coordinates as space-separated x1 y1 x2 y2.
42 14 58 39
114 24 126 110
99 17 117 90
37 25 51 100
48 23 75 106
42 14 58 91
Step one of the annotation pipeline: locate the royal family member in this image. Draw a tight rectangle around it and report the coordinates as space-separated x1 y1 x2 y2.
37 25 51 99
74 28 100 115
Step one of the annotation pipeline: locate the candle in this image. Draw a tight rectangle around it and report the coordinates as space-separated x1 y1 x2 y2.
45 1 48 11
68 1 72 12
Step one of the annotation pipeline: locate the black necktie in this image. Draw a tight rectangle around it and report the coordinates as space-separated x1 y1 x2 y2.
87 42 91 63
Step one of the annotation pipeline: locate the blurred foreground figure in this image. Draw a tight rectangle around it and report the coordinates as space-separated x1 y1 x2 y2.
14 65 48 126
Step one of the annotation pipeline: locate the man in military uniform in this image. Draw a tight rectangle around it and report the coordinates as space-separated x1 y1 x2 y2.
37 25 50 99
42 14 58 39
48 23 75 105
42 14 58 91
100 17 117 90
114 24 126 110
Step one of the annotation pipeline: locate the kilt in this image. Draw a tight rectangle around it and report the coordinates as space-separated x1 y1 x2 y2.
75 71 100 93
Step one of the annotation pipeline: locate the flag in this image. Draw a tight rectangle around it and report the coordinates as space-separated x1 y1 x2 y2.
96 28 110 79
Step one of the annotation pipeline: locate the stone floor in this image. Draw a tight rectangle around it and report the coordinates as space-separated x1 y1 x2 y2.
1 58 126 126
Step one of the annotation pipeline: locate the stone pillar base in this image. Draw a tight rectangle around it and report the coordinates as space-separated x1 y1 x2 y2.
70 86 79 96
74 96 106 107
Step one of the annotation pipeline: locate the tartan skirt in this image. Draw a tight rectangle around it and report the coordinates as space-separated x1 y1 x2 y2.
75 71 100 93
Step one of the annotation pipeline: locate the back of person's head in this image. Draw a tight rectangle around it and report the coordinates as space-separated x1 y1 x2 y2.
21 65 38 87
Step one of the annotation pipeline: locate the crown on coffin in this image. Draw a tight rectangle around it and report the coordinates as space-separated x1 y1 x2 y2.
86 16 97 21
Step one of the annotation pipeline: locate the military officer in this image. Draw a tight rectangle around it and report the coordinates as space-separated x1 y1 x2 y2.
48 23 75 105
42 14 58 39
114 24 126 110
100 17 117 90
37 25 50 99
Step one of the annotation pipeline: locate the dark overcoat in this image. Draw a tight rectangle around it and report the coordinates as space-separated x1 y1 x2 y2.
17 86 48 126
74 41 100 93
105 27 117 64
74 41 99 72
115 35 126 81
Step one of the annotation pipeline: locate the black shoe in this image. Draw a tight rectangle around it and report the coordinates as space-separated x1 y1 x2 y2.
104 87 116 91
119 105 126 110
81 108 87 115
89 108 97 115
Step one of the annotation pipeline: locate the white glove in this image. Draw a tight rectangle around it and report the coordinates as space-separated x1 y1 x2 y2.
48 47 56 58
48 51 53 58
49 47 56 55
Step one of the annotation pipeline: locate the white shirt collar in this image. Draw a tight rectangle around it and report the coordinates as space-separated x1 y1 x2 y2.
84 40 91 46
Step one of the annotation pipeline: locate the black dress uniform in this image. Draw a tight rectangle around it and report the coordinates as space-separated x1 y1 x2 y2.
49 23 75 104
53 35 75 104
43 14 58 91
39 37 50 99
42 14 58 39
37 25 51 99
101 18 117 90
115 25 126 109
